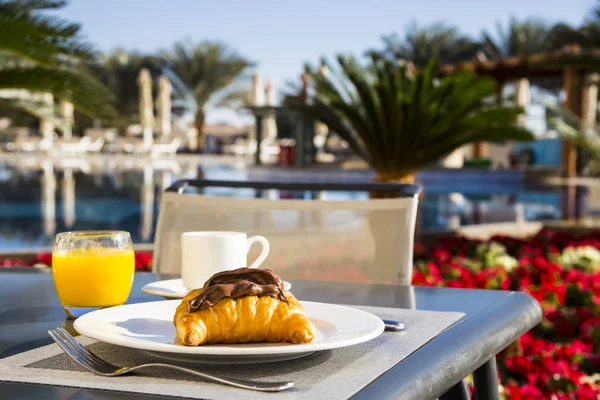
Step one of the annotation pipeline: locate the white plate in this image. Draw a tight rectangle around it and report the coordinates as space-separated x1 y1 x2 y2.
142 278 292 299
73 300 384 364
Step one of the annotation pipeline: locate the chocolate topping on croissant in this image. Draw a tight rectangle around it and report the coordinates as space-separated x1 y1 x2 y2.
187 268 288 312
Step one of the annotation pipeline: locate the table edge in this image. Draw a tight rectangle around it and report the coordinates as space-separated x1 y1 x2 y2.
352 291 542 400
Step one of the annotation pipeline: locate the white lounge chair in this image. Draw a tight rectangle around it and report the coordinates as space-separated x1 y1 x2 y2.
151 138 181 157
15 136 53 152
58 137 90 154
87 137 105 153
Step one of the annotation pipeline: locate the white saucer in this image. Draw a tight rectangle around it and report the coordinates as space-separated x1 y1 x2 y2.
142 278 292 299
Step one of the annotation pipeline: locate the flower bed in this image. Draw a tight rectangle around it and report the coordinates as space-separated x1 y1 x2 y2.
3 229 600 398
0 252 154 271
413 230 600 399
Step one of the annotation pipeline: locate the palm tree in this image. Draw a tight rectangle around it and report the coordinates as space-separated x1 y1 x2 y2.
87 49 152 132
83 49 198 134
379 22 480 67
285 55 533 183
482 17 550 59
546 103 600 175
545 23 585 50
546 4 600 50
482 17 550 107
0 0 115 126
163 40 253 141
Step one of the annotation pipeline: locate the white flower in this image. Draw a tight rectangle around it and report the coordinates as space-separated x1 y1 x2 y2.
472 241 518 272
476 241 507 257
557 246 600 272
494 254 519 272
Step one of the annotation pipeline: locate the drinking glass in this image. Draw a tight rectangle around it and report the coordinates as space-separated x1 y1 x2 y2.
52 231 135 318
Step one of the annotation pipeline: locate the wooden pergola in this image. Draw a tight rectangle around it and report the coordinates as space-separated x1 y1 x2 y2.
440 46 600 219
440 45 600 175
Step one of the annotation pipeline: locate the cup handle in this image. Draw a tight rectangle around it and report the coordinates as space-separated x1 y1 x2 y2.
246 235 270 269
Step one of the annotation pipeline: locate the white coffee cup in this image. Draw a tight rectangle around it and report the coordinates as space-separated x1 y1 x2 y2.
181 231 270 289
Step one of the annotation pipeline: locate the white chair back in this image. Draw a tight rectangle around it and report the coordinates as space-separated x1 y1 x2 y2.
153 180 421 285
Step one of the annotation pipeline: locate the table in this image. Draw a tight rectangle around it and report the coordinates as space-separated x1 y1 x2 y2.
0 269 542 400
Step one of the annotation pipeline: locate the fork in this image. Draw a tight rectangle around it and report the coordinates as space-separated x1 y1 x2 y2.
48 328 294 392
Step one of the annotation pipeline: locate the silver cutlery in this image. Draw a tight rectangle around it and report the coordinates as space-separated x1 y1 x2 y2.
48 328 294 392
383 319 405 331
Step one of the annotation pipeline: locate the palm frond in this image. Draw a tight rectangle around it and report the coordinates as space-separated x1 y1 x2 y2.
0 0 111 127
165 40 254 110
379 22 480 66
0 66 116 119
546 102 600 176
285 94 371 164
544 4 600 53
0 88 67 130
481 17 549 58
285 56 533 177
0 1 94 63
546 102 600 153
1 0 66 11
212 88 251 110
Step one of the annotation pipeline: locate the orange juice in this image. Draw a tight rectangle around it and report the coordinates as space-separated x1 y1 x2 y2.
52 248 135 307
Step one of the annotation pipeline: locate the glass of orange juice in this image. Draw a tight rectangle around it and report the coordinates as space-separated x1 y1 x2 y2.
52 231 135 318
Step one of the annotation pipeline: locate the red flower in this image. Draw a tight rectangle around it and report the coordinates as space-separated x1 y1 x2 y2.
575 307 595 324
134 252 153 271
518 384 543 399
580 317 600 346
505 355 531 375
35 252 52 266
432 249 452 262
0 229 597 396
414 243 424 257
573 384 600 400
555 340 591 362
556 319 577 338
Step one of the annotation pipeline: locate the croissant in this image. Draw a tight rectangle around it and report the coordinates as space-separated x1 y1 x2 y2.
174 268 316 346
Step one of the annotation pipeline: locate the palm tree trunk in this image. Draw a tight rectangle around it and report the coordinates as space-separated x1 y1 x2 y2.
194 108 205 151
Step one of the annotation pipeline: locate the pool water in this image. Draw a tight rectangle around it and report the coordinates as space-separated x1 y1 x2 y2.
0 155 574 251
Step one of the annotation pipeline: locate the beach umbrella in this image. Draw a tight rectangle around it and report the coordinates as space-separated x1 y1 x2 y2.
157 75 172 138
140 164 154 241
137 68 154 148
263 79 277 141
41 160 56 236
250 72 265 106
248 72 265 149
62 168 75 227
59 100 74 141
39 92 55 144
314 64 329 153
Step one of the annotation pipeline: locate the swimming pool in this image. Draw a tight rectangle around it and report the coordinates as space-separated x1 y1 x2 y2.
0 153 572 251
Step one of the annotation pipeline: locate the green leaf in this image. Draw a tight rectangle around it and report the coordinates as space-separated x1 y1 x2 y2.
0 66 116 119
285 54 533 176
165 40 253 109
0 88 67 130
0 1 94 63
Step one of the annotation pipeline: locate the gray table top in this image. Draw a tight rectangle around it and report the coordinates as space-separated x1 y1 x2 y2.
0 269 542 400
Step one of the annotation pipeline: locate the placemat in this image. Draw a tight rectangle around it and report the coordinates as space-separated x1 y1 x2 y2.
0 305 464 400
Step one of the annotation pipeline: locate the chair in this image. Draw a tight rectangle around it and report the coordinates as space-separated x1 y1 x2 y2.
153 179 422 285
57 136 91 154
86 137 105 153
151 137 181 157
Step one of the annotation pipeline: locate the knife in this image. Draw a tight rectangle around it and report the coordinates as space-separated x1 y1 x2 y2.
382 319 405 331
